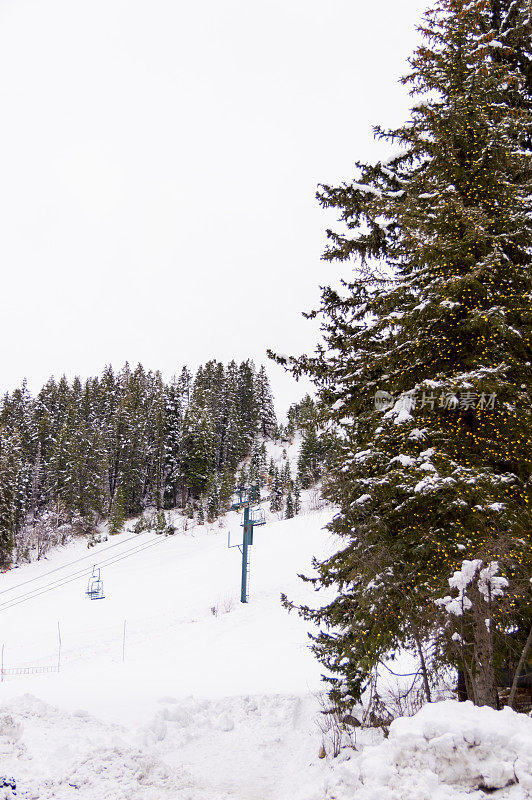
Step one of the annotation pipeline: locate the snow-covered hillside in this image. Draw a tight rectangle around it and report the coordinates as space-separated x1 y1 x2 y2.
0 499 531 799
0 501 337 799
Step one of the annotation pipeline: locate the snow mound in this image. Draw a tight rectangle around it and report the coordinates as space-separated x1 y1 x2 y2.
315 700 532 800
0 694 187 799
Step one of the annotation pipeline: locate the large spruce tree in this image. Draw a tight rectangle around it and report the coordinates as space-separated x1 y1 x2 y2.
273 0 531 708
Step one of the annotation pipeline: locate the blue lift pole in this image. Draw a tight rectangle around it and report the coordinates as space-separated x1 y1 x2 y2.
241 506 250 603
229 485 265 603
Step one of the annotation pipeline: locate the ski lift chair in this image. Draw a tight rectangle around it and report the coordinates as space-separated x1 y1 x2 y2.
240 507 266 527
86 566 105 600
231 485 260 510
230 488 246 510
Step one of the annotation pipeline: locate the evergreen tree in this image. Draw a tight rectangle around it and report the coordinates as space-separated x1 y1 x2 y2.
177 366 193 409
238 360 260 454
273 0 532 709
146 370 167 510
249 439 267 486
163 378 183 508
108 484 126 535
285 490 294 519
118 363 151 513
219 361 241 471
297 427 326 489
255 365 277 437
219 469 236 513
294 480 302 515
281 460 292 491
287 394 318 435
269 467 284 513
236 465 249 488
206 475 220 522
0 430 27 565
259 442 268 471
197 499 205 526
181 409 215 498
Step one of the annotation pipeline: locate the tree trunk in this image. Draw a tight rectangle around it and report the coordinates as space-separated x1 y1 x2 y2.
414 634 432 702
470 584 499 708
456 670 468 702
508 624 532 710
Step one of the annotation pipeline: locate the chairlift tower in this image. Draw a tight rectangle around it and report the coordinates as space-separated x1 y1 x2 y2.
228 484 266 603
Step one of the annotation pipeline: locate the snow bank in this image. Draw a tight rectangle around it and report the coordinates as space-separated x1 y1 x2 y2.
0 692 320 800
311 700 532 800
0 694 183 799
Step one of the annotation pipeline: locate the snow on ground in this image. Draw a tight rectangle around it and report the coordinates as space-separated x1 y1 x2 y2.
0 504 338 799
311 700 532 800
0 493 532 798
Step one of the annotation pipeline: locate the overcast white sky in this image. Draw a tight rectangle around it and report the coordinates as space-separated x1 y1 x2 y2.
0 0 429 415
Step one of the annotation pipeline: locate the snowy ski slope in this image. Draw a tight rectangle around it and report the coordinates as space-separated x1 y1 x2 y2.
1 502 532 799
0 504 337 704
0 503 340 798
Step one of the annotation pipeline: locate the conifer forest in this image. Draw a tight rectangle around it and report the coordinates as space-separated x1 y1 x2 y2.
0 361 328 568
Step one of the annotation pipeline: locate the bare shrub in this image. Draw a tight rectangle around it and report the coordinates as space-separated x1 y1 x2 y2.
309 489 326 512
211 594 235 617
221 595 235 614
314 692 358 757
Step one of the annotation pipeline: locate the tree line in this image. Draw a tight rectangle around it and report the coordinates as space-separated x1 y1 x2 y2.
0 360 277 564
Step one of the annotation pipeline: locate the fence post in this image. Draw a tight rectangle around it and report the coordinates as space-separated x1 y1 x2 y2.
57 622 62 673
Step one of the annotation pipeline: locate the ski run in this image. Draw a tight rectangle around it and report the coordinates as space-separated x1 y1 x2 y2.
0 477 530 800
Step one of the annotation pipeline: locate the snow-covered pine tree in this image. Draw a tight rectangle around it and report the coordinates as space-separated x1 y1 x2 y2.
145 370 166 510
269 467 284 513
62 379 105 518
294 481 302 515
177 367 192 409
273 0 532 709
286 394 318 436
296 427 326 489
46 398 75 514
236 464 249 488
219 469 236 513
0 429 26 565
180 408 215 498
108 484 126 535
32 378 58 507
281 460 292 491
206 474 220 522
285 490 295 519
237 360 260 455
202 360 227 469
219 360 241 472
197 499 205 526
163 378 184 508
249 440 261 486
255 365 277 438
113 365 145 514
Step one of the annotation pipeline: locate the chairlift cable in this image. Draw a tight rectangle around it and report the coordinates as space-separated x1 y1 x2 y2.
0 534 175 614
0 527 157 597
0 534 172 611
0 534 176 614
